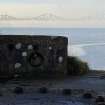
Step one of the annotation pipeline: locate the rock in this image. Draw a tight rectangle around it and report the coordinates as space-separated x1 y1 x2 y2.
83 92 93 99
62 89 71 95
100 75 105 79
0 92 3 96
38 87 48 94
97 102 105 105
13 87 24 94
96 96 105 103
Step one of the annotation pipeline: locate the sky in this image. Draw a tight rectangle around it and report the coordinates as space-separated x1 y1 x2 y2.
0 0 105 27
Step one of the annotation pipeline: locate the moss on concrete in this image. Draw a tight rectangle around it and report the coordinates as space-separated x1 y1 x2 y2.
67 56 89 75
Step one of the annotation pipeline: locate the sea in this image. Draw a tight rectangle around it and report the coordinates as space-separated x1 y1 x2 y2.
0 27 105 70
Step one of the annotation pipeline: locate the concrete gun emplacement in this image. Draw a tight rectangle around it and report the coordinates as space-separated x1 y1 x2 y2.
0 35 68 79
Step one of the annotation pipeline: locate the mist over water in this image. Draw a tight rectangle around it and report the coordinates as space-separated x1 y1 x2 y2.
0 27 105 70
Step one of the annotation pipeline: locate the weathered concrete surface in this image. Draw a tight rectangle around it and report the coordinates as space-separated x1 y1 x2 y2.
0 35 68 78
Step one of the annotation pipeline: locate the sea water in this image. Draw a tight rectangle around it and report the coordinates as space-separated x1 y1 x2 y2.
0 27 105 70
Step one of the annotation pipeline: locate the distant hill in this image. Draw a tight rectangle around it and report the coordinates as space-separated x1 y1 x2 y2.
33 13 66 21
0 13 67 21
0 14 17 20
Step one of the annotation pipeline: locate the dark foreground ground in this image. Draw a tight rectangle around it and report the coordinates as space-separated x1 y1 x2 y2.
0 70 105 105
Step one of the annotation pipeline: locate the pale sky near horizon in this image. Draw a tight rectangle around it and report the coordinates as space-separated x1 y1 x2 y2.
0 0 105 27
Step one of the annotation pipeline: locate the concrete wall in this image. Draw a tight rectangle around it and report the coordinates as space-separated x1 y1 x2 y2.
0 35 68 78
